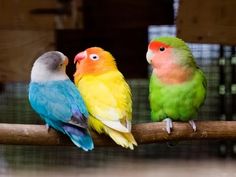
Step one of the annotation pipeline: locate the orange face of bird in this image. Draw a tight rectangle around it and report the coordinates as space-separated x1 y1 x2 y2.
146 41 173 69
146 41 193 84
74 47 117 76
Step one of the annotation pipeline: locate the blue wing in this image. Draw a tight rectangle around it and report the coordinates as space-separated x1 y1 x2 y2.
29 80 88 126
29 79 93 151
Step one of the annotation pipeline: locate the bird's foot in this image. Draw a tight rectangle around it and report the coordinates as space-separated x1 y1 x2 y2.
189 120 197 132
45 124 51 132
163 118 173 134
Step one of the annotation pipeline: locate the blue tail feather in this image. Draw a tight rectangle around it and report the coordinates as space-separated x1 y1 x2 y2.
62 124 94 151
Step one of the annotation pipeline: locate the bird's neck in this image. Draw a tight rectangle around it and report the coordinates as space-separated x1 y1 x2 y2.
153 60 194 84
74 62 117 82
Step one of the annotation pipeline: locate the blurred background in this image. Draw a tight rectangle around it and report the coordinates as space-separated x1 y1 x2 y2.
1 0 236 176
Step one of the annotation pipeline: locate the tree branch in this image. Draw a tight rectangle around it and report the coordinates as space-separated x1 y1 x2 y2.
0 121 236 147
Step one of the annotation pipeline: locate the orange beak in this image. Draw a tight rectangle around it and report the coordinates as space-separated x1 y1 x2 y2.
74 51 87 64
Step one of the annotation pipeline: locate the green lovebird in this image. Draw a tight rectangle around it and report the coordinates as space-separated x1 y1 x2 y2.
146 36 207 134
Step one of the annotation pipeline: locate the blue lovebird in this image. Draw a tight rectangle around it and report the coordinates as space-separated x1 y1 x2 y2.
28 51 94 151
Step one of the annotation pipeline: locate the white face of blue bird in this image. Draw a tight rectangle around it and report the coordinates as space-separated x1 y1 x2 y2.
31 51 69 82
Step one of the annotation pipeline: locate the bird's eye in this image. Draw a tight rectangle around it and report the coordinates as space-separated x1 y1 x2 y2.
89 54 99 61
159 47 165 51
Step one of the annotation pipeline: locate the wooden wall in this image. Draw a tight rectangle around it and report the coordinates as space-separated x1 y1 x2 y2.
177 0 236 45
0 0 81 82
2 0 236 81
0 30 54 81
0 0 173 81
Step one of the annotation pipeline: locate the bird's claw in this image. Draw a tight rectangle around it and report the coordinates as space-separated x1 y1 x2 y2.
45 124 51 132
163 118 173 134
189 120 196 132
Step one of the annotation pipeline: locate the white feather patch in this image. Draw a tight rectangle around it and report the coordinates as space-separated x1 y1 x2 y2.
102 120 129 133
126 120 132 131
94 108 120 121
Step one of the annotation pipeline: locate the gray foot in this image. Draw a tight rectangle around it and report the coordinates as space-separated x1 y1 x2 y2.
163 118 173 134
189 120 197 132
45 124 50 132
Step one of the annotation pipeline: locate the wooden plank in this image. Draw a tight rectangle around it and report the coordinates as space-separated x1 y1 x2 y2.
0 30 54 82
0 0 56 30
0 0 82 30
177 0 236 45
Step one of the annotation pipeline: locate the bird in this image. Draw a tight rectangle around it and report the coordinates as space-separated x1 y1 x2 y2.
146 36 207 134
73 47 137 149
28 51 94 151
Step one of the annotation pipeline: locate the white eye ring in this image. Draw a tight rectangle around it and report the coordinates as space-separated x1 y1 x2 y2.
89 54 99 61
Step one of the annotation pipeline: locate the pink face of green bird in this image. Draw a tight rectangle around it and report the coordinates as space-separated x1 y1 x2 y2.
146 41 193 84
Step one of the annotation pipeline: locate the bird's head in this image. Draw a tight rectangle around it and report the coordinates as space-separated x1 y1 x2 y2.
31 51 69 82
146 36 194 68
74 47 117 76
146 36 196 84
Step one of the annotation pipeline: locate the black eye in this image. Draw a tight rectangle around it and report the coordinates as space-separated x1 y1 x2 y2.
159 47 165 51
89 54 99 60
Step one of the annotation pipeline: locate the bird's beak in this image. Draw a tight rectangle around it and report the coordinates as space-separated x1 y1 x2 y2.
146 49 154 64
74 51 87 64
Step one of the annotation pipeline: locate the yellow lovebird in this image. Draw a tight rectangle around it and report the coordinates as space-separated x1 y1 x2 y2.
73 47 137 150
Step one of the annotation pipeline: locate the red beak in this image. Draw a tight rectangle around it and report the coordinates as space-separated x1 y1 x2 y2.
74 51 87 64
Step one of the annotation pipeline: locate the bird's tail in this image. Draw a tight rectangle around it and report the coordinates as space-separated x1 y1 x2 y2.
62 124 94 151
104 126 137 150
89 116 137 150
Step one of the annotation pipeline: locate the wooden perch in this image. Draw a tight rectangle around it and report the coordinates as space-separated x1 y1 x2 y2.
0 121 236 147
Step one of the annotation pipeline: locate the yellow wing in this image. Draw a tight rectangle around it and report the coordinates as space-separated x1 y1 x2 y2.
76 71 132 132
